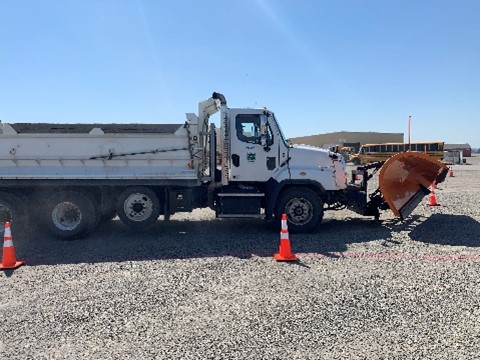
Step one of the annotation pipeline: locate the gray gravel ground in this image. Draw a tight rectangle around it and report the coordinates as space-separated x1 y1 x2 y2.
2 155 480 359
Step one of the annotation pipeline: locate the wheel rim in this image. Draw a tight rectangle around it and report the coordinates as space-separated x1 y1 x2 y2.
52 202 82 231
285 197 314 225
123 193 154 222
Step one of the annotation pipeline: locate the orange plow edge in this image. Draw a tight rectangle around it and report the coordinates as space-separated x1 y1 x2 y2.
378 152 448 219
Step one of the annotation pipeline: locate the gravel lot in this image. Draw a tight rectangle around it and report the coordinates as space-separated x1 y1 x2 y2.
2 155 480 359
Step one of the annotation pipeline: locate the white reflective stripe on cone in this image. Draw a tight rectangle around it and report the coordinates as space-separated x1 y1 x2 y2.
3 240 13 247
281 219 288 229
280 231 289 240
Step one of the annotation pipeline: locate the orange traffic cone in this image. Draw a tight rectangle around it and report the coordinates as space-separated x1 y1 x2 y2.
0 222 25 270
428 184 440 207
274 214 297 262
449 167 454 177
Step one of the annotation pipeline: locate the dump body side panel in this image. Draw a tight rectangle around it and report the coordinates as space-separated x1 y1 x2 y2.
0 123 199 181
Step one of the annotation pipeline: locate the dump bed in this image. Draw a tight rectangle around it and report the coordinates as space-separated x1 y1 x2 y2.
0 122 198 181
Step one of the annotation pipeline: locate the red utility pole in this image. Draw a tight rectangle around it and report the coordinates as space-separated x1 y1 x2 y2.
408 116 411 152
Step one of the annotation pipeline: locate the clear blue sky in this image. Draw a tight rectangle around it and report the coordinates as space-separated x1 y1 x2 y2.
1 0 479 146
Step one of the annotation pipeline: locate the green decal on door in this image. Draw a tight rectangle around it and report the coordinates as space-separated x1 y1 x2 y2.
247 153 256 162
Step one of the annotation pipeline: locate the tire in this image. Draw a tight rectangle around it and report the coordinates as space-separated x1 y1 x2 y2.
0 192 28 236
115 187 160 228
275 187 324 233
352 157 361 165
40 191 98 240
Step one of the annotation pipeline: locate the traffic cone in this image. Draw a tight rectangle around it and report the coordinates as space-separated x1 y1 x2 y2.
274 214 297 262
428 184 440 207
0 222 25 270
449 167 454 177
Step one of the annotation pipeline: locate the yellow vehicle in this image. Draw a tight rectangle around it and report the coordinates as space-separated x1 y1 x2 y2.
350 141 445 165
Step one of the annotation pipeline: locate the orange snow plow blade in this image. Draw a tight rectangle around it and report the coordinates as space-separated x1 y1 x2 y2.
379 152 449 219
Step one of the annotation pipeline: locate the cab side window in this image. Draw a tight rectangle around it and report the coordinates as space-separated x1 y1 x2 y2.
236 115 260 143
235 114 274 145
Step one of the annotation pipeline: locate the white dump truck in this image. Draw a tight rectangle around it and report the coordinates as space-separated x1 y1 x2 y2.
0 92 448 239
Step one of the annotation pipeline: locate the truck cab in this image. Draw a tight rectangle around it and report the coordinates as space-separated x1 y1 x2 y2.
211 93 348 232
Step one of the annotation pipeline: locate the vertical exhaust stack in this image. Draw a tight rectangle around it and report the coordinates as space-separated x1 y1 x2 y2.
212 92 227 106
211 92 230 186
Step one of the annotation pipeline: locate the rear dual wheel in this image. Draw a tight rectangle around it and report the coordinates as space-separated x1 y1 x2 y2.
115 187 160 228
0 192 28 236
40 191 98 240
38 187 161 238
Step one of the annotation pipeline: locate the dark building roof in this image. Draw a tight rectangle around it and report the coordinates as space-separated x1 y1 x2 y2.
445 143 471 150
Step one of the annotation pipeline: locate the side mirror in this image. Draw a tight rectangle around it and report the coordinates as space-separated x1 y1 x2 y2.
260 135 267 147
260 114 267 127
260 135 271 152
259 114 268 137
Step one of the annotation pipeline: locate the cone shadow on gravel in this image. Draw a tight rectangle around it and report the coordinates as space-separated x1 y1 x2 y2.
289 218 392 254
13 216 397 266
409 214 480 247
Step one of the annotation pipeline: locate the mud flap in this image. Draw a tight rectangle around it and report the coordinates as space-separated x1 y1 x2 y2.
379 152 448 219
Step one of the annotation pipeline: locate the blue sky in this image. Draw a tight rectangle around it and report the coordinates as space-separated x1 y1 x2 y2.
1 0 479 146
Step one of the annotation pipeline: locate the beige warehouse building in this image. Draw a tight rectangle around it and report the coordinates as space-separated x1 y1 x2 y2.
290 131 404 152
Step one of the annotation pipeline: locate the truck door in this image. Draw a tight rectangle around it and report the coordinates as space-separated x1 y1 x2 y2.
229 111 280 182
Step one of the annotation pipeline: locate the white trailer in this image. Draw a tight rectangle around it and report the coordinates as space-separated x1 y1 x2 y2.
443 150 463 165
0 93 448 239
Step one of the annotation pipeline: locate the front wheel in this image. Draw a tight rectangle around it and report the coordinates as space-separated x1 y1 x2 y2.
116 187 160 228
275 187 324 233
